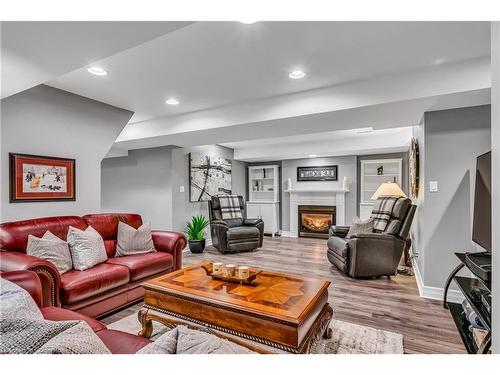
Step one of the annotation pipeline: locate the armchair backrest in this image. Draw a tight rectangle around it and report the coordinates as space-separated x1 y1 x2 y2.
371 197 416 239
208 195 246 227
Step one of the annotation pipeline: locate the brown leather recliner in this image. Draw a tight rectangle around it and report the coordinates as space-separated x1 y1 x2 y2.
327 197 416 278
208 196 264 254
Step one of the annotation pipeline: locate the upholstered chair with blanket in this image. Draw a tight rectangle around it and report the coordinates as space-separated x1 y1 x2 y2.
327 196 416 278
208 195 264 254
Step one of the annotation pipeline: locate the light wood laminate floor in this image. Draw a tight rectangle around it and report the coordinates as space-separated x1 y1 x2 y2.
101 236 465 354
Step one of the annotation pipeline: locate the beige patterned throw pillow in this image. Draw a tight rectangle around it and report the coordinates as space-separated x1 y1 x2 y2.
115 221 156 257
27 231 73 274
346 217 374 238
67 226 108 271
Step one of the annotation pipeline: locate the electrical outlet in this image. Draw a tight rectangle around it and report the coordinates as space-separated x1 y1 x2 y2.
179 185 185 193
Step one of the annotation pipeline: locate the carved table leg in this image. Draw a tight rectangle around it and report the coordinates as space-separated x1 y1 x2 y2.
138 308 153 338
321 305 334 339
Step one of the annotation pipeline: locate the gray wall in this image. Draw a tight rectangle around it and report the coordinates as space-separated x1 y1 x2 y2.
171 145 247 233
412 105 491 290
356 152 409 217
281 156 357 231
1 85 132 222
101 146 174 230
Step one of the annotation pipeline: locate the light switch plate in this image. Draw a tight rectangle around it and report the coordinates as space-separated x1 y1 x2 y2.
179 185 185 193
429 181 438 192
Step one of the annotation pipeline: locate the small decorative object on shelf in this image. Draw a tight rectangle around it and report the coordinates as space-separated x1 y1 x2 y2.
185 215 210 253
201 262 262 285
377 166 384 175
286 177 292 191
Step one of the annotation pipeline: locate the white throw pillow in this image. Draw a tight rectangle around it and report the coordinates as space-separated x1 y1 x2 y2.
115 221 156 257
27 231 73 274
0 277 44 320
67 226 108 271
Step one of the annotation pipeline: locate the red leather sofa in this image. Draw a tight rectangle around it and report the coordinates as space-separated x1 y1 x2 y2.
1 270 152 354
0 213 186 318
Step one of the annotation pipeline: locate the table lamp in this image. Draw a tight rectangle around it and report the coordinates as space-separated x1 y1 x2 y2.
371 181 407 200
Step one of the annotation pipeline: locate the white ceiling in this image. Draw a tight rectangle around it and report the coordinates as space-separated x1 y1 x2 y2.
1 21 191 98
48 21 490 124
1 21 492 161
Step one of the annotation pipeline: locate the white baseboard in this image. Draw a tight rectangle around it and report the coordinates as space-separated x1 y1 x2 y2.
412 258 464 304
280 231 297 238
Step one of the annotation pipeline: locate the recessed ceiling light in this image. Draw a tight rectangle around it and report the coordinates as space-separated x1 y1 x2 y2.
240 20 258 24
289 70 306 79
87 66 107 76
165 98 179 105
309 154 317 158
434 58 445 65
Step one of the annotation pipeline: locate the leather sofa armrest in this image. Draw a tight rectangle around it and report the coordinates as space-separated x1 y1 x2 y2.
151 231 187 271
243 218 263 226
329 225 350 238
0 251 61 307
0 270 43 308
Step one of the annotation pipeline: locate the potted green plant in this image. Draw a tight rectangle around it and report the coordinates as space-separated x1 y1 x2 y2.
185 215 210 253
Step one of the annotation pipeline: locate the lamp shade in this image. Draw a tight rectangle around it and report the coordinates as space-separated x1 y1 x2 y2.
371 181 407 200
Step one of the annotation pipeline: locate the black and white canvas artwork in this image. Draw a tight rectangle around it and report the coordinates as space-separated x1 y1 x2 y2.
189 153 232 202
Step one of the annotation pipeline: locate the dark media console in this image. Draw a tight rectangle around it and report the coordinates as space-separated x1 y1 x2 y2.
443 252 491 354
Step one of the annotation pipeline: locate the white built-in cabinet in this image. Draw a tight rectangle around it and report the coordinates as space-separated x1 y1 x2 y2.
359 158 403 219
247 165 280 236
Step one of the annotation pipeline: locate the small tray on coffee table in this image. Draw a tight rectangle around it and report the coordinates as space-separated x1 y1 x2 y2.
201 262 262 285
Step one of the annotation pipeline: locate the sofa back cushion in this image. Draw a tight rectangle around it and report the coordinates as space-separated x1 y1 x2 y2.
82 214 143 257
0 216 87 253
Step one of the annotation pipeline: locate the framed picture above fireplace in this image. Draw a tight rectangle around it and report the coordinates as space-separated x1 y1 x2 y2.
297 165 338 182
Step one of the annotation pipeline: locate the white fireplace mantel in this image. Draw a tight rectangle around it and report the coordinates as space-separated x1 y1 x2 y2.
284 188 349 238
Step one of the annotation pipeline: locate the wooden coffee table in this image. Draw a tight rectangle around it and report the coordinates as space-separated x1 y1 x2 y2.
138 262 333 353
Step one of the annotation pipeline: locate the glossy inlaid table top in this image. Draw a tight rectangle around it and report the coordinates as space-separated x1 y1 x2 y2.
143 262 330 324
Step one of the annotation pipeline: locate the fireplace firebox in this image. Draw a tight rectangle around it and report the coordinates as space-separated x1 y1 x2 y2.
298 205 336 239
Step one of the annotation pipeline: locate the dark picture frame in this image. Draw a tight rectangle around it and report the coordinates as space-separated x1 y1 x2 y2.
189 152 232 202
297 165 338 182
9 153 76 203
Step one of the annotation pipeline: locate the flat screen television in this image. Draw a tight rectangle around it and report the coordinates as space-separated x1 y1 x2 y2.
472 151 491 252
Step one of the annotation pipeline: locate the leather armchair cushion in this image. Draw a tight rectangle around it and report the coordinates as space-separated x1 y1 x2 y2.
41 306 106 332
227 226 260 241
96 329 151 354
391 198 411 220
106 252 173 281
327 236 349 258
60 263 130 304
383 219 402 235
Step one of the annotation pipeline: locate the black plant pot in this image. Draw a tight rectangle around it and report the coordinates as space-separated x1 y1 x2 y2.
188 239 206 254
